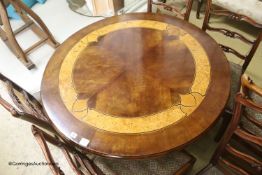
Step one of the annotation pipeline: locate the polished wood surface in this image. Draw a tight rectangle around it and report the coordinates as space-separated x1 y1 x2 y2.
73 27 195 117
42 13 230 158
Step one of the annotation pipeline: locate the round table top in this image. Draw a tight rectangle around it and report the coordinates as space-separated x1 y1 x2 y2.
42 13 230 158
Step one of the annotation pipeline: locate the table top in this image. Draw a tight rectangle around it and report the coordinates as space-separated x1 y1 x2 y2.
42 13 231 159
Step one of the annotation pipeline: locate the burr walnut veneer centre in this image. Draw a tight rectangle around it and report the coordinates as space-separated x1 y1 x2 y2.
41 13 231 158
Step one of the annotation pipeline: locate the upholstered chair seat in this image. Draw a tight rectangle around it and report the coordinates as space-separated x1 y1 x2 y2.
93 151 195 175
201 166 224 175
226 62 242 111
32 124 196 175
213 0 262 24
241 91 262 136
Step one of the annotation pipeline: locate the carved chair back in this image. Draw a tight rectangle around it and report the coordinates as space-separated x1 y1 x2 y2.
0 73 53 131
32 125 100 175
147 0 194 21
202 0 262 73
209 75 262 174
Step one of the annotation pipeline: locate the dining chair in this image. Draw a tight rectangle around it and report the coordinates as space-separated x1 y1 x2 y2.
147 0 194 21
201 0 262 141
0 0 60 69
197 74 262 175
32 125 97 175
0 72 54 132
33 126 196 175
202 0 262 112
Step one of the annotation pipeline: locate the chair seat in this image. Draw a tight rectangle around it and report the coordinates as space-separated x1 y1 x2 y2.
213 0 262 24
93 151 195 175
226 62 242 111
241 91 262 136
201 165 224 175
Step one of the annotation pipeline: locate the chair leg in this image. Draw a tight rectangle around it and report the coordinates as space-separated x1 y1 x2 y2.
0 0 35 69
10 0 60 48
196 0 204 19
214 111 232 142
147 0 152 13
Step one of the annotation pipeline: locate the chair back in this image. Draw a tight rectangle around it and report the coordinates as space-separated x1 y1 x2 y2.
240 75 262 137
0 73 52 131
202 0 262 73
32 125 98 175
147 0 194 21
210 75 262 174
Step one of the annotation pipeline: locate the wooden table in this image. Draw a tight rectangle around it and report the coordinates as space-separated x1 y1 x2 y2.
42 13 230 159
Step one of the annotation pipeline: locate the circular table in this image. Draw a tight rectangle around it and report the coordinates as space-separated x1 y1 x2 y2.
42 13 231 159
